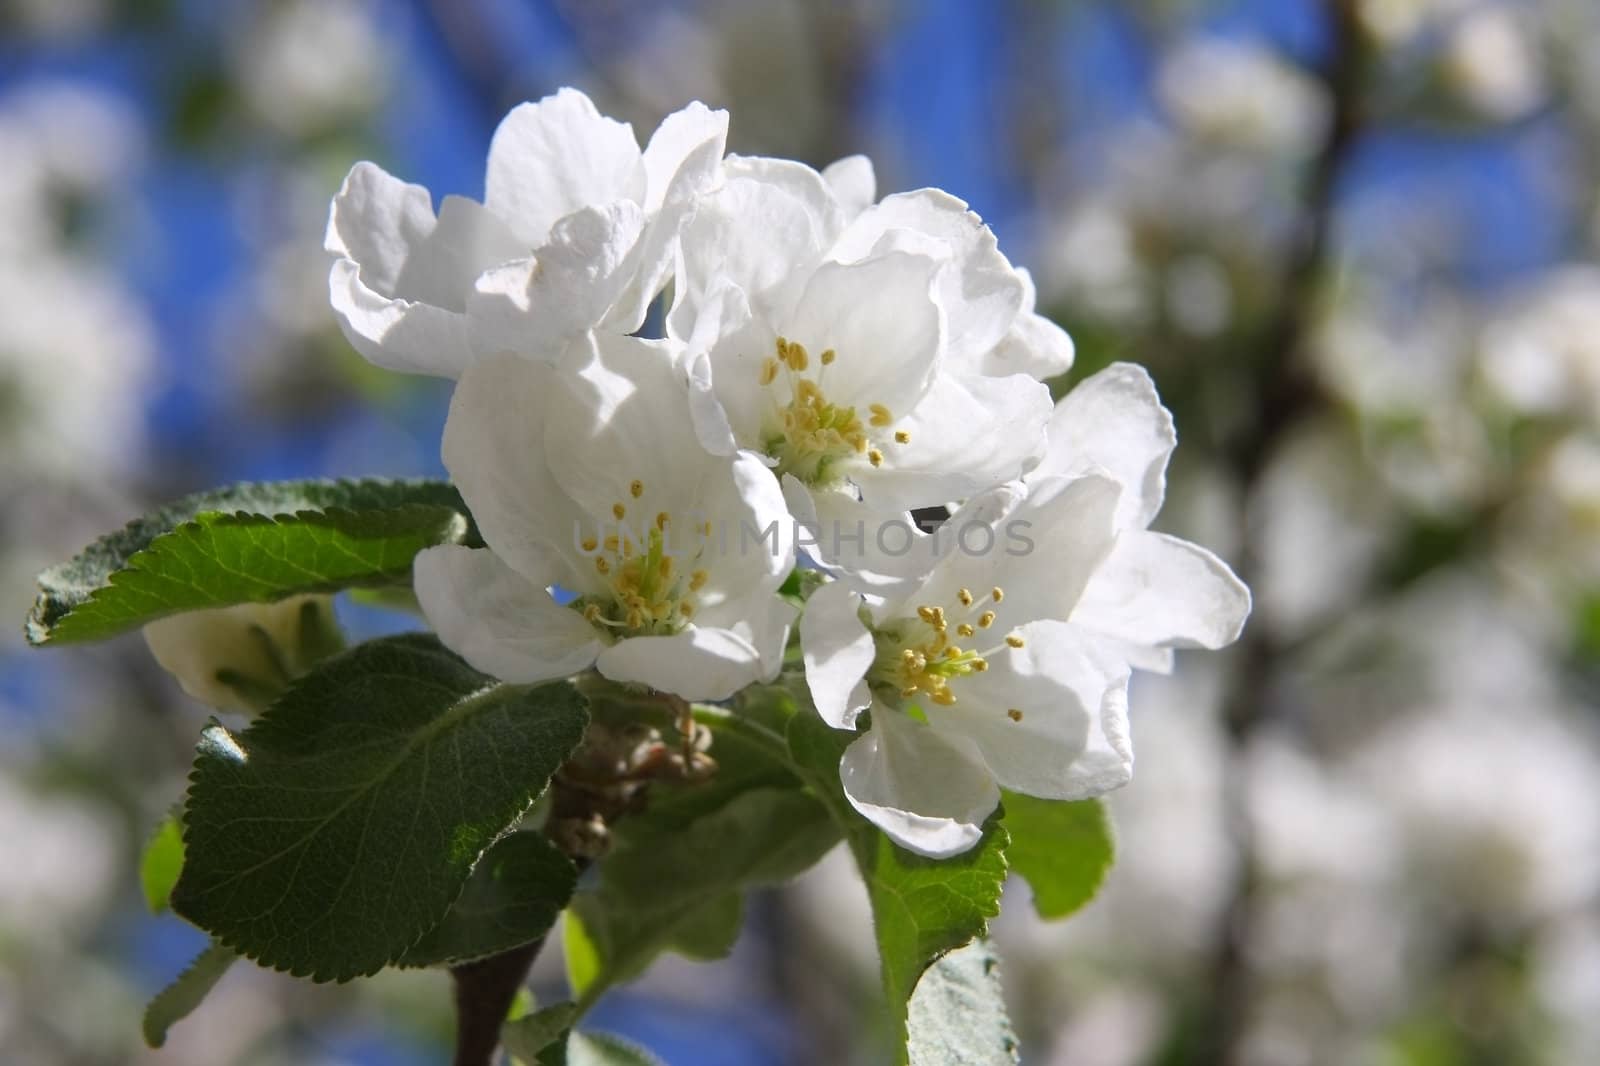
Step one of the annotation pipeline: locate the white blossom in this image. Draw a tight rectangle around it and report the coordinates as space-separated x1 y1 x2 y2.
325 88 727 376
414 333 795 702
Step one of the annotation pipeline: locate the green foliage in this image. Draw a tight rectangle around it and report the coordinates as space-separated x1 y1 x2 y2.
142 941 236 1048
27 478 474 645
563 731 839 1006
172 634 588 981
503 1003 580 1063
907 940 1018 1066
785 708 1009 1064
999 791 1114 919
504 1004 669 1066
140 813 185 913
399 832 578 968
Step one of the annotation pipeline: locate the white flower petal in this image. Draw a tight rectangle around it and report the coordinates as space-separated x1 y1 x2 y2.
858 372 1051 513
485 88 646 246
683 282 768 455
325 165 521 377
672 173 831 334
839 707 999 858
981 270 1075 379
441 351 595 591
1038 362 1175 531
642 101 728 212
930 619 1132 800
543 333 710 526
324 162 435 297
594 624 767 701
414 544 603 684
914 474 1121 630
833 189 1024 368
785 251 944 422
721 154 846 254
328 258 472 377
800 579 875 729
467 201 647 360
821 154 876 220
1074 530 1251 651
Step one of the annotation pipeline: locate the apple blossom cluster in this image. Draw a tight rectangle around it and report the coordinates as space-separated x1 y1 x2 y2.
324 88 1250 857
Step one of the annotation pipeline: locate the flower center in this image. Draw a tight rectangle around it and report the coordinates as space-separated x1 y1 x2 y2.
571 487 709 638
868 585 1027 722
758 337 907 485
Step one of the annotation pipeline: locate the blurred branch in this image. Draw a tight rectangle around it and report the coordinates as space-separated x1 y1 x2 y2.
1195 3 1372 1065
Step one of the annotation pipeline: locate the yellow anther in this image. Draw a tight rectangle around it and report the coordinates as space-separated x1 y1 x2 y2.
603 534 620 553
583 603 602 622
978 611 996 628
581 536 598 553
971 658 988 672
689 569 709 591
852 434 868 454
956 623 975 638
932 690 957 706
776 337 790 358
1007 709 1024 722
788 342 809 371
679 601 695 619
595 557 611 575
656 511 670 530
820 348 836 365
943 646 963 660
760 358 780 385
868 403 893 427
796 378 823 404
957 588 974 607
626 608 643 629
917 606 940 624
630 479 644 498
991 587 1004 602
868 449 884 467
1005 634 1025 649
612 502 626 520
894 430 911 444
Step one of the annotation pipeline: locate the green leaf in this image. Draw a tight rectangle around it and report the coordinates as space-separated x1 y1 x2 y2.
786 708 1009 1063
1000 791 1114 919
906 939 1018 1066
503 1002 580 1064
142 941 236 1048
504 1006 668 1066
27 478 474 645
171 634 588 981
562 707 839 1007
399 832 577 968
140 814 185 913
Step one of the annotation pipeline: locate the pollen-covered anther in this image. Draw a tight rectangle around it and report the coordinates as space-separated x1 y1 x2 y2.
679 601 695 619
868 403 893 428
1007 709 1024 722
689 569 709 591
629 479 644 498
932 691 957 706
991 586 1004 603
612 502 626 520
595 557 611 575
820 348 836 365
759 357 779 385
978 611 996 628
1005 634 1026 649
894 430 911 444
583 603 602 622
868 449 884 467
971 658 988 672
655 511 670 531
956 623 975 638
581 536 598 553
957 588 974 607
